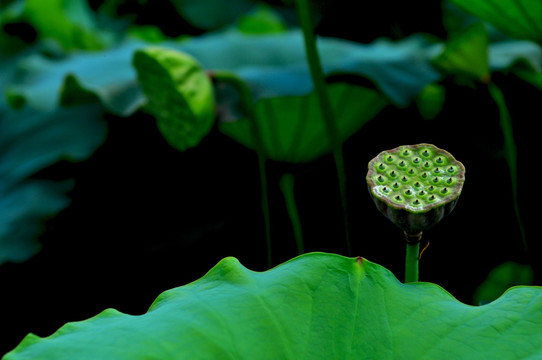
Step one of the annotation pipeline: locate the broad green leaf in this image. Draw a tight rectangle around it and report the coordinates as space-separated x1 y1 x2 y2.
5 252 542 359
133 47 215 152
474 261 533 305
433 22 490 82
219 83 387 163
449 0 542 42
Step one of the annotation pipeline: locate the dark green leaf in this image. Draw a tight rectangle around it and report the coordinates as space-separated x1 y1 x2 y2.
449 0 542 42
474 261 533 305
170 0 255 30
433 22 491 82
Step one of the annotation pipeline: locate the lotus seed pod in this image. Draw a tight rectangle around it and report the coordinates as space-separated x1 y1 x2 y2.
367 143 465 235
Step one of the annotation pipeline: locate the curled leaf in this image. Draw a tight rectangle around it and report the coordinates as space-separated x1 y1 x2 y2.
133 47 215 152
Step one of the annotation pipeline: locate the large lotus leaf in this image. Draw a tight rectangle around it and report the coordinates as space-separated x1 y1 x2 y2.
449 0 542 42
0 0 109 50
4 41 146 115
133 47 215 152
219 83 387 163
0 103 107 264
4 252 541 359
4 30 440 114
5 30 539 117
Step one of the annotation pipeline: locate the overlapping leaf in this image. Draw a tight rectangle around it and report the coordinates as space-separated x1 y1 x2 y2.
5 30 442 117
4 252 542 359
220 83 387 162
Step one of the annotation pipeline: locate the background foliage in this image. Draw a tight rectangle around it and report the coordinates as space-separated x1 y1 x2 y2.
1 0 541 356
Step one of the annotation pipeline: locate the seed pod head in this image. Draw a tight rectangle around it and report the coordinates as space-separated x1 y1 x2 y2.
366 143 465 235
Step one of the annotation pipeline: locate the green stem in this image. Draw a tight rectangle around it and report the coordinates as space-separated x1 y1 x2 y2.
487 83 530 264
210 70 272 267
295 0 351 255
279 173 304 254
405 242 420 283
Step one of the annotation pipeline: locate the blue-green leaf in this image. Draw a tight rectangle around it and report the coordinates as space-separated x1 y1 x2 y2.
0 104 107 264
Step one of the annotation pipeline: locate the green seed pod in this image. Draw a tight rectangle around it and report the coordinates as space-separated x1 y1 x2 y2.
367 143 465 235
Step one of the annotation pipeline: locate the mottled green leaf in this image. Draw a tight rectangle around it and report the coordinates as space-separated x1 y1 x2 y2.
5 253 542 359
449 0 542 42
133 47 215 152
219 83 387 163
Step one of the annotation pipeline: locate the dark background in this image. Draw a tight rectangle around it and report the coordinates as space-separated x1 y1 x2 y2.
1 0 540 356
